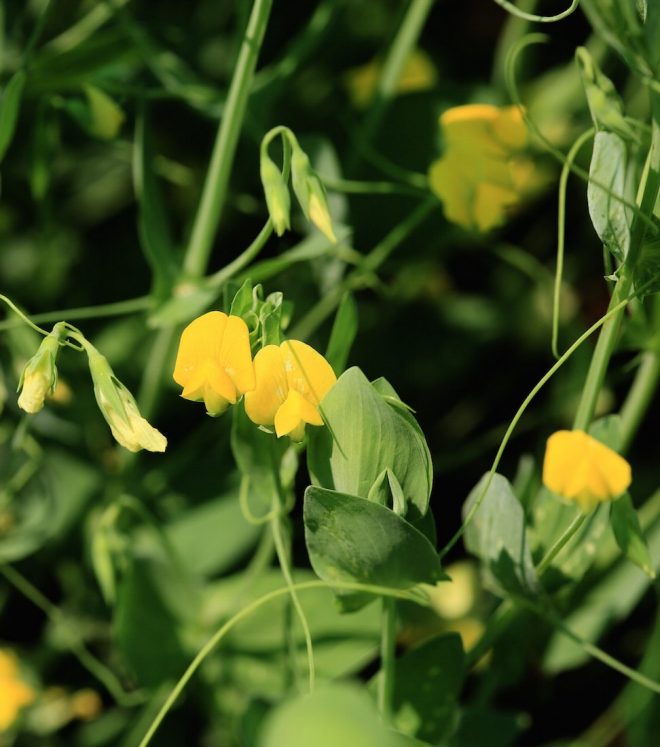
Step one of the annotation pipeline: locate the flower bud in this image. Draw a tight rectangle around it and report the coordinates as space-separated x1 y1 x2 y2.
290 143 336 242
260 153 291 236
86 345 167 453
17 323 65 414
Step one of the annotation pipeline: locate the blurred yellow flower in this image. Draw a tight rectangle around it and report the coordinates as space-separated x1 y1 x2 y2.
345 49 437 108
173 311 255 416
428 104 537 232
0 649 35 731
244 340 336 441
543 429 632 512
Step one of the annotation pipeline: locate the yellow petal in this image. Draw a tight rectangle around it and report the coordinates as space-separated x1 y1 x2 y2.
244 345 288 426
428 156 474 229
473 181 518 232
542 430 632 511
492 106 527 150
280 340 337 407
173 311 228 388
274 389 322 440
219 315 255 394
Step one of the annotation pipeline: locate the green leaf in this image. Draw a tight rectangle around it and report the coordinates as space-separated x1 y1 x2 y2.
611 493 655 577
0 71 26 163
304 486 446 598
325 292 358 375
229 278 254 317
83 84 125 140
635 236 660 297
308 367 432 516
589 414 622 450
133 109 178 298
451 706 522 747
257 682 425 747
463 473 538 597
587 131 633 261
373 633 465 744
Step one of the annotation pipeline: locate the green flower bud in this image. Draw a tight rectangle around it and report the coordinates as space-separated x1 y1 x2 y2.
290 143 336 242
86 345 167 453
260 154 291 236
17 324 65 414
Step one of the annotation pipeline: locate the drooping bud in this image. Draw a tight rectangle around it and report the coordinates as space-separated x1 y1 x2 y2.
290 142 336 242
85 344 167 453
260 152 291 236
17 323 65 414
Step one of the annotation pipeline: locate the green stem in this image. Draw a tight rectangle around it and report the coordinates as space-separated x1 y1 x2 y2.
378 598 397 722
536 512 587 575
618 350 660 454
492 0 579 23
136 580 425 747
204 221 273 289
0 564 144 706
183 0 273 278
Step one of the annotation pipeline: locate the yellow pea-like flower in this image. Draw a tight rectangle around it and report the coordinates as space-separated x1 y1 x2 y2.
244 340 336 441
173 311 255 416
428 104 537 232
0 649 35 731
542 429 632 512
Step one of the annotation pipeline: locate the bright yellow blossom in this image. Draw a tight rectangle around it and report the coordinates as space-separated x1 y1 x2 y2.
173 311 255 416
428 104 537 232
542 429 632 512
0 649 35 731
244 340 336 441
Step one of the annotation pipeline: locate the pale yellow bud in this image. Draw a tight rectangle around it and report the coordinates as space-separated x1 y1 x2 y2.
17 324 64 414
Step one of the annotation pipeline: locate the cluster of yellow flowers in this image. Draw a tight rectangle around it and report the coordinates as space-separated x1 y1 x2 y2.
0 650 34 732
173 311 336 441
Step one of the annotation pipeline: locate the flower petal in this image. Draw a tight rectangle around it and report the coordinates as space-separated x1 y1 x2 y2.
244 345 288 426
280 340 337 406
274 389 321 440
219 315 256 394
173 311 228 388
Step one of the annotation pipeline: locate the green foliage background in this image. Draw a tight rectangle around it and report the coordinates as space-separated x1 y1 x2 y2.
1 1 659 746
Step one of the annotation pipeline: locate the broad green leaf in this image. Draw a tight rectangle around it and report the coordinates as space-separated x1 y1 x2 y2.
134 109 178 298
303 486 446 597
451 706 522 747
308 367 432 515
635 236 660 297
325 292 358 375
372 633 465 744
611 493 655 577
589 413 622 450
587 131 633 261
463 473 538 597
258 683 424 747
0 70 26 163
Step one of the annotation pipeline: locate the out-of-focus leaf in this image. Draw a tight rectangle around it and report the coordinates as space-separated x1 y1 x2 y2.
308 367 432 516
635 237 660 297
589 413 622 450
451 706 522 747
257 682 425 747
611 493 655 577
134 109 178 298
0 71 26 163
325 292 358 375
372 633 465 744
463 473 538 597
304 486 446 602
84 84 125 140
544 514 660 673
587 131 633 261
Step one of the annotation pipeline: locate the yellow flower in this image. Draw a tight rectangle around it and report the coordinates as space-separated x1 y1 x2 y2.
542 429 632 512
244 340 336 441
0 649 35 731
345 49 437 109
173 311 255 416
428 104 537 232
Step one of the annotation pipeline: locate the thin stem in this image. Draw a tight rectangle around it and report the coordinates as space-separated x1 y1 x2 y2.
323 176 426 197
552 128 595 359
204 220 273 288
136 580 425 747
536 512 587 575
378 598 397 722
492 0 579 23
183 0 273 277
0 293 53 336
0 564 144 706
618 349 660 454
